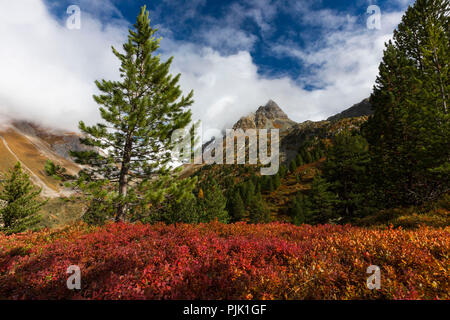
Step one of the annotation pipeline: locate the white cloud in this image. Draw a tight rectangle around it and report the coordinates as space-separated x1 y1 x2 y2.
0 0 128 130
163 10 406 137
0 0 408 142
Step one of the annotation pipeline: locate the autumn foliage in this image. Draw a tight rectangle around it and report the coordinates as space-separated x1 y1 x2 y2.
0 222 448 300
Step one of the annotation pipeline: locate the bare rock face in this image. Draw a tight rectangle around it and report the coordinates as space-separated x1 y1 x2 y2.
11 121 88 161
233 100 297 131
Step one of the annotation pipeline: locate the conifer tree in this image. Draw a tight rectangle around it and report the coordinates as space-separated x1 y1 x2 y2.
242 180 255 205
249 192 270 223
289 160 297 173
295 154 304 167
0 163 46 234
159 194 199 224
273 173 281 190
306 175 338 224
262 175 274 192
323 132 373 220
70 6 196 221
279 165 287 178
197 178 229 223
303 151 313 164
363 0 449 206
290 194 309 225
229 190 245 221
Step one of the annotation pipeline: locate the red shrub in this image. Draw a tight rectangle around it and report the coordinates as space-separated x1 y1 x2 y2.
0 222 448 299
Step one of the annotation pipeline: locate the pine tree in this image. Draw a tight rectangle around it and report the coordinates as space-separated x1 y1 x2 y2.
303 151 313 164
229 190 245 222
295 154 304 167
44 159 72 181
160 194 199 224
197 178 229 223
306 175 337 224
279 165 287 178
0 162 47 234
363 0 449 206
322 132 374 221
249 192 270 223
290 194 309 225
70 6 196 221
289 160 297 173
242 180 255 205
273 173 281 190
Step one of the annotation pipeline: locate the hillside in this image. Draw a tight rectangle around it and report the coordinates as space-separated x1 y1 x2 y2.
1 98 446 229
326 98 373 122
188 101 371 221
0 120 84 197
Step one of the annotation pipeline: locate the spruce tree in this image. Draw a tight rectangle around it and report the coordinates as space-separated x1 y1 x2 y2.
363 0 449 206
70 6 196 221
0 163 47 234
304 151 313 164
262 176 274 192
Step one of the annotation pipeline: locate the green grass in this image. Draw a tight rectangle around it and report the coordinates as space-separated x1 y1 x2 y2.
38 197 85 229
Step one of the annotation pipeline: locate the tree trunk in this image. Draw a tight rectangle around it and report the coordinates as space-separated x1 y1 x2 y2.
432 49 447 114
116 134 133 221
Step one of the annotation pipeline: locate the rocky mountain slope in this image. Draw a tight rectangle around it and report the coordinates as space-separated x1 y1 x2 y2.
0 98 370 197
232 99 297 131
0 120 85 197
326 98 373 122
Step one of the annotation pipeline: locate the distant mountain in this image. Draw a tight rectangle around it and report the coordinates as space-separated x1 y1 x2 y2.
327 98 373 122
233 100 297 131
0 120 86 197
0 98 372 198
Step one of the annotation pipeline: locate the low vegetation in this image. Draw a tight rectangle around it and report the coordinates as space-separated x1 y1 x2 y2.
0 222 448 299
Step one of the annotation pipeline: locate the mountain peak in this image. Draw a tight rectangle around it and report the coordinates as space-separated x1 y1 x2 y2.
233 100 296 130
255 100 289 120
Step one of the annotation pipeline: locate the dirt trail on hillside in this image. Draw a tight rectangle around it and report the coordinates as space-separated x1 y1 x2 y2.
0 135 60 198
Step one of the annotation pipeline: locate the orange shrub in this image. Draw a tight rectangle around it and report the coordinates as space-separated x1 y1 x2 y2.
0 222 448 299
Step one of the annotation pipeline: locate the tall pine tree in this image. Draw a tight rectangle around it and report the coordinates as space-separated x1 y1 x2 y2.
363 0 449 206
322 132 373 221
71 6 196 221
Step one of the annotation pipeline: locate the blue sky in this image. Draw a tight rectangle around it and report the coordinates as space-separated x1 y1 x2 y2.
44 0 412 81
1 0 414 135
